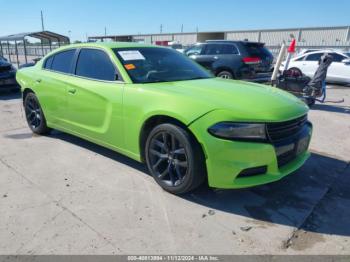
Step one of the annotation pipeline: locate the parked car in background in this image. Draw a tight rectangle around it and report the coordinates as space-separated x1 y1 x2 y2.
16 42 311 194
281 50 350 84
0 56 18 91
19 57 41 69
168 42 185 53
184 40 274 82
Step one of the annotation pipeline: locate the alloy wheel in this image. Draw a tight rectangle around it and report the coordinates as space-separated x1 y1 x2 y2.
25 96 42 129
148 131 188 187
220 74 230 79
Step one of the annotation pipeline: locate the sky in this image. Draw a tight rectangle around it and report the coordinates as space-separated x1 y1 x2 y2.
1 0 349 42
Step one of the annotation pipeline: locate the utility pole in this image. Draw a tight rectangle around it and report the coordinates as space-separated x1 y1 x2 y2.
104 27 107 36
40 10 45 31
181 24 184 33
160 24 163 34
196 26 199 33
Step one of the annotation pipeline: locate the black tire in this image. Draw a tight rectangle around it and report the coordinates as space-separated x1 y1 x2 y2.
285 67 303 77
145 123 206 194
24 92 51 135
217 70 233 79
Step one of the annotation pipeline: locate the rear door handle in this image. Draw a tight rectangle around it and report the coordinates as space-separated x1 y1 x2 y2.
68 88 76 94
36 79 42 83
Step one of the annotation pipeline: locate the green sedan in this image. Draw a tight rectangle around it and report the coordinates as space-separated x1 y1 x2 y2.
16 42 312 194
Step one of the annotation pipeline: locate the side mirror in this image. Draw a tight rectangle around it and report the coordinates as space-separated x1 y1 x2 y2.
342 58 350 64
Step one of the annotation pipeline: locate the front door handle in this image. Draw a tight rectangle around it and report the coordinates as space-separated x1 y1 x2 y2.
68 88 76 94
36 79 42 83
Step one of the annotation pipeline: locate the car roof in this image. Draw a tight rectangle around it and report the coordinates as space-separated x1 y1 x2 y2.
205 40 263 45
293 50 349 60
49 42 157 54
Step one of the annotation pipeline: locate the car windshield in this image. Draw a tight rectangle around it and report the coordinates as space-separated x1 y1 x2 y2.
114 47 213 83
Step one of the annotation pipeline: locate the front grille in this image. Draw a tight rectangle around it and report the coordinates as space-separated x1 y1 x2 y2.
0 65 12 73
267 115 307 143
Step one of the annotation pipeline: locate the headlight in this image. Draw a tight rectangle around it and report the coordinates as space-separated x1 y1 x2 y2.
208 122 266 141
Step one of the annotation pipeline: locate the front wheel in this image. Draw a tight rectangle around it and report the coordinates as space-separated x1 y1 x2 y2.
24 92 51 135
145 124 206 194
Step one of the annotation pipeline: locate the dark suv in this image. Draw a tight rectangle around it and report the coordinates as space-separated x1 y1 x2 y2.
184 40 273 81
0 56 18 91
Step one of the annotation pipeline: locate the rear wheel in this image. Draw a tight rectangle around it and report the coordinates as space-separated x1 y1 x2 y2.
145 123 205 194
217 70 233 79
24 92 51 135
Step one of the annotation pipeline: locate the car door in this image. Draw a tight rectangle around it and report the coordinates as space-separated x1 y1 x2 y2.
38 49 76 125
327 52 350 83
185 44 206 65
192 44 224 70
63 48 125 147
300 52 324 77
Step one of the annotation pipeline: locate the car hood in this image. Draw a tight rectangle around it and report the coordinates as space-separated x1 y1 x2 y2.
147 77 308 122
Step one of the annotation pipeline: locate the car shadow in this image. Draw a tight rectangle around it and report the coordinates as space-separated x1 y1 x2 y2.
311 103 350 114
0 90 21 100
49 130 147 174
35 130 350 238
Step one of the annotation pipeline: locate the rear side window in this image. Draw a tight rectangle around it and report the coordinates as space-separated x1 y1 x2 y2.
204 44 221 55
305 53 323 61
204 44 239 55
330 53 346 62
244 43 272 58
50 49 76 73
75 49 116 81
44 56 54 69
221 44 239 54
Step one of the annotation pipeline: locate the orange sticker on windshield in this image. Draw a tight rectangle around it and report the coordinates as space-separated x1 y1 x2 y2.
124 64 136 70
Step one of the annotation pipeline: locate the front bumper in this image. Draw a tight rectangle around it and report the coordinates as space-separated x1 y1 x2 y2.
189 111 312 189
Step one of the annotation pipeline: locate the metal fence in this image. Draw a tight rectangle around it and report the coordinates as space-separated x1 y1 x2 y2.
1 45 61 66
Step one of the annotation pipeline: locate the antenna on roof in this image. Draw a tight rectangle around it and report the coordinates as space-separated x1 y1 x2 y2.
40 10 45 31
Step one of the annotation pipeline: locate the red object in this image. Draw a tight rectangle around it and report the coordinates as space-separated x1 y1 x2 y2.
155 40 170 46
288 39 296 53
242 57 262 64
